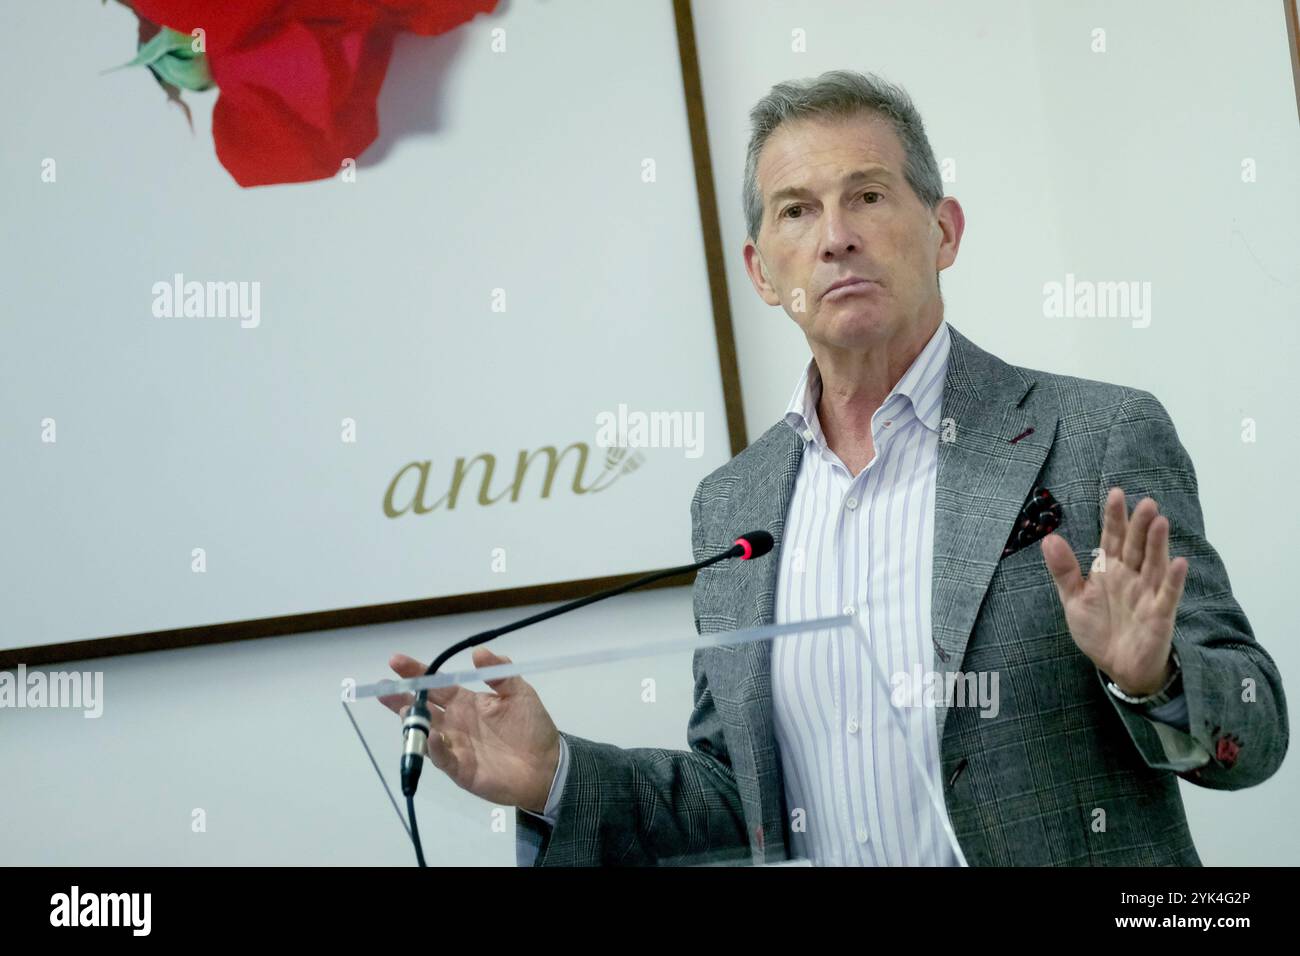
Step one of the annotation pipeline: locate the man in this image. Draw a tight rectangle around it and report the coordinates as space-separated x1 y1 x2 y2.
383 70 1287 866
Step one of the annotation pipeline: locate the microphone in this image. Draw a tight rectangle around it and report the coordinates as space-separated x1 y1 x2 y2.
732 529 773 561
400 707 431 798
399 529 776 863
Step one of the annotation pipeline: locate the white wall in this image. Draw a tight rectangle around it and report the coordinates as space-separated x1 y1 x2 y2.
3 0 1296 865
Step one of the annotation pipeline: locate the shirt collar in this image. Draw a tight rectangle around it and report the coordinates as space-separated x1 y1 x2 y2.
783 320 951 445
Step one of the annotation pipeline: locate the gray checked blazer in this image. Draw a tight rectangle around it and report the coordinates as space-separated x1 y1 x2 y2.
517 323 1288 866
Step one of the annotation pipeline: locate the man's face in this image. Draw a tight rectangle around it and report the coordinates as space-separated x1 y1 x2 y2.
743 111 963 352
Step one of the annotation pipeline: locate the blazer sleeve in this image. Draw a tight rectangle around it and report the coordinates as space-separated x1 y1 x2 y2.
1095 389 1288 789
513 478 750 865
1115 688 1212 770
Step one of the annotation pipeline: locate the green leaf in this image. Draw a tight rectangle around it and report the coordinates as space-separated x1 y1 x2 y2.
105 26 213 91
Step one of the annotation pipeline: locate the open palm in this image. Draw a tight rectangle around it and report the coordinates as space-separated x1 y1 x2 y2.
1041 486 1189 696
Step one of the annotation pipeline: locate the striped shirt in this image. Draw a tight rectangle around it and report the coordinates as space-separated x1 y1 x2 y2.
772 319 958 866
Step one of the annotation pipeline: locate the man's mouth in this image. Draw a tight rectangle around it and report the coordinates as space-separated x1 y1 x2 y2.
822 278 876 301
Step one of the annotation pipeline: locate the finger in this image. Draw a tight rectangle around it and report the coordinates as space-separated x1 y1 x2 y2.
389 653 462 709
399 703 450 746
1155 556 1189 620
1100 487 1127 565
473 646 528 697
425 723 459 775
1122 498 1158 572
1041 532 1084 601
394 698 445 731
1142 514 1170 593
389 652 427 674
378 690 414 716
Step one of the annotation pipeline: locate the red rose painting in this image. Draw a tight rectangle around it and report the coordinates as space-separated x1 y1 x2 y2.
118 0 498 186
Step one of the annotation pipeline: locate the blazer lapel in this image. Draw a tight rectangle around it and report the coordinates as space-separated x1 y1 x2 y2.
931 326 1057 745
710 421 803 862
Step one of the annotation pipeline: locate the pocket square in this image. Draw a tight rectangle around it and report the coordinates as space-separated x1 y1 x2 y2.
1001 485 1062 559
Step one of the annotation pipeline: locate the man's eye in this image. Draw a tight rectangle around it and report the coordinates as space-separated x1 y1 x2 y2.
782 205 804 219
862 191 882 204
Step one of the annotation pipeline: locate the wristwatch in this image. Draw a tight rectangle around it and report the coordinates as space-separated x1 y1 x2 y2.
1106 648 1182 709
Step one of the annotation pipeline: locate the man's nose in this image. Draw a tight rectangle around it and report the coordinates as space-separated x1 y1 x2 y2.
819 209 862 259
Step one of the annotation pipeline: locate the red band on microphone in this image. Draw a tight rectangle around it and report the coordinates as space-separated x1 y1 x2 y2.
734 537 753 560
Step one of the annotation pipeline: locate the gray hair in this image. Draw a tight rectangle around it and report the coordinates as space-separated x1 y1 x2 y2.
742 70 943 243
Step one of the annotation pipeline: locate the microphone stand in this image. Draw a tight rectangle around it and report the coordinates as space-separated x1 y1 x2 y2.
399 532 772 866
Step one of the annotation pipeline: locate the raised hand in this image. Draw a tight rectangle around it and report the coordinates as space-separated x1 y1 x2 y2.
1041 486 1189 696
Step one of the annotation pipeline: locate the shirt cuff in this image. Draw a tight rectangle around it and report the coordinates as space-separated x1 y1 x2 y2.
519 734 569 826
1140 691 1190 732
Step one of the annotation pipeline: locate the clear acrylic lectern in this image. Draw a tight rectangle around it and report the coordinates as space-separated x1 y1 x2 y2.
344 613 967 867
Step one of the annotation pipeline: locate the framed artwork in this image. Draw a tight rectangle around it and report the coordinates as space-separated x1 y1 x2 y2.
0 0 746 665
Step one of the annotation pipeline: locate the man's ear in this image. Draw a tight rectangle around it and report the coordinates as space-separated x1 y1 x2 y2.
933 196 966 272
743 238 783 307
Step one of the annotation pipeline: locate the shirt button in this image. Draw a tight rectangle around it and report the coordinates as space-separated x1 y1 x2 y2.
856 827 869 843
847 717 859 734
802 429 814 441
843 605 855 616
845 497 858 510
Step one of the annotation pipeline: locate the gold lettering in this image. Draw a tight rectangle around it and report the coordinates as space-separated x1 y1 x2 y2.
383 461 439 517
447 454 499 509
385 441 623 517
505 444 595 501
